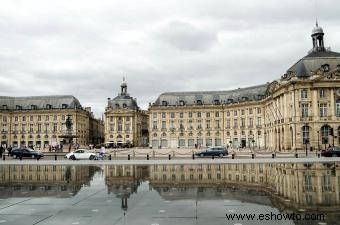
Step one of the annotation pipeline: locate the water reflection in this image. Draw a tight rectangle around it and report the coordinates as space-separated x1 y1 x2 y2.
0 162 339 225
0 165 99 198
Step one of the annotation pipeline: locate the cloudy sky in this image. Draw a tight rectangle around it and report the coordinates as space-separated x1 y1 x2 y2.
1 0 340 117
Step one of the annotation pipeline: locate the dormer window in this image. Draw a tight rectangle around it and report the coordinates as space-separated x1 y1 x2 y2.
31 105 37 110
196 100 202 105
46 104 52 109
115 104 120 108
227 99 234 104
214 100 220 105
179 100 185 106
257 95 264 100
321 64 330 72
2 105 7 110
61 104 68 109
16 105 22 110
123 103 127 108
162 101 168 106
242 97 249 101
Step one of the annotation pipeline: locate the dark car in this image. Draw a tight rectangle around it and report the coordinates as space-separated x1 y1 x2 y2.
11 148 44 159
195 147 228 158
321 146 340 157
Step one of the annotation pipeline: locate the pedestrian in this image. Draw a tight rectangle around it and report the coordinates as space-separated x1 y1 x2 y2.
7 145 12 157
69 145 71 152
0 146 4 158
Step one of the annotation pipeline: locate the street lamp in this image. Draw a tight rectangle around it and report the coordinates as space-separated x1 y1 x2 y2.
317 130 320 151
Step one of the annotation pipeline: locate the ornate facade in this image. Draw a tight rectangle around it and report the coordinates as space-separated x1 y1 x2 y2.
0 95 104 149
148 23 340 151
104 80 148 147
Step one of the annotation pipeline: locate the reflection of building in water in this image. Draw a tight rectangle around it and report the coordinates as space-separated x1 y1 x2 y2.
0 165 98 198
149 163 340 209
105 165 149 211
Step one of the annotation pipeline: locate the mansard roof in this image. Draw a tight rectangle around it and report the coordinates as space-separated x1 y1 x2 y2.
0 95 83 110
109 94 139 110
287 50 340 77
153 84 268 107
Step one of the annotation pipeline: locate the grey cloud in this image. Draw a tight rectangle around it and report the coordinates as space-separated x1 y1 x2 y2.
158 21 218 52
0 0 340 118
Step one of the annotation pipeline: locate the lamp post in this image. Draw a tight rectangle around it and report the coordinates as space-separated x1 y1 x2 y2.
317 130 320 151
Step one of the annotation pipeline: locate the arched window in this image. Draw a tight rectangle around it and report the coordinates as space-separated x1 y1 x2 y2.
302 126 310 144
321 125 330 144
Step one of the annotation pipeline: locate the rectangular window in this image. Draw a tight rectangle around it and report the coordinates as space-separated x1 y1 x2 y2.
257 108 261 114
257 117 261 126
162 121 166 129
215 112 219 117
206 120 210 129
118 122 122 131
249 118 253 127
215 120 220 128
37 124 41 132
301 89 308 99
189 112 192 118
241 118 245 127
197 112 201 118
320 89 326 98
301 103 308 117
38 115 41 121
241 109 245 115
320 103 327 117
234 110 237 116
226 111 230 116
53 115 57 121
153 121 157 129
206 112 210 118
170 120 175 129
336 101 340 117
110 124 114 131
53 123 57 132
233 119 238 128
180 112 183 118
153 113 157 118
226 119 230 128
304 175 312 191
170 112 175 118
110 117 113 122
161 112 166 118
249 108 253 114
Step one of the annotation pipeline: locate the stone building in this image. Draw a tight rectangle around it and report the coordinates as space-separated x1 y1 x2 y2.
149 162 340 208
104 79 148 147
149 23 340 151
0 95 104 149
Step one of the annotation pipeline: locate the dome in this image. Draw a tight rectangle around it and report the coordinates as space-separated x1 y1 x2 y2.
312 24 323 35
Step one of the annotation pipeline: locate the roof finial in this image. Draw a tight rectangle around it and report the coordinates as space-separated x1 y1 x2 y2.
316 17 318 27
123 76 125 82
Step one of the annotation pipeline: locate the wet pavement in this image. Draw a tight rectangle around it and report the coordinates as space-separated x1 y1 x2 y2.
0 163 339 225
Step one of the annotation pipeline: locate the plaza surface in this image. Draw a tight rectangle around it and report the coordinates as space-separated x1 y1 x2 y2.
1 163 339 225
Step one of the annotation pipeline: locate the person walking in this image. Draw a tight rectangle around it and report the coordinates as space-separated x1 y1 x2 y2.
7 146 12 157
0 146 4 158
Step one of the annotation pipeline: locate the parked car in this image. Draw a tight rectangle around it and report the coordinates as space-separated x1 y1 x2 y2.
195 147 228 158
321 146 340 157
65 149 97 160
11 148 44 159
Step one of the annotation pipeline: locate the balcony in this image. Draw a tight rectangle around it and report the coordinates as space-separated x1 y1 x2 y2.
256 125 262 129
